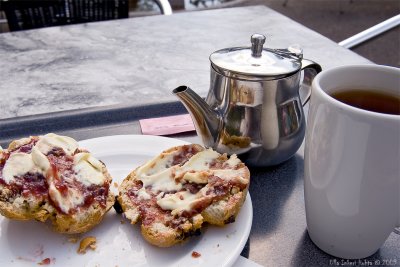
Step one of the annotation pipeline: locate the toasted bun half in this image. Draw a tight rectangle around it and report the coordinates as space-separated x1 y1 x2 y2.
0 133 114 234
117 144 250 247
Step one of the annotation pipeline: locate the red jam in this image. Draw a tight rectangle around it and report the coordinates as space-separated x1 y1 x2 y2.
9 136 38 153
38 257 51 265
0 138 48 199
46 148 109 213
171 145 201 166
19 173 48 198
125 146 246 229
0 139 110 215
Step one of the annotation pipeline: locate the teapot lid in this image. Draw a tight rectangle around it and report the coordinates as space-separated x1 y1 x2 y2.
209 34 303 80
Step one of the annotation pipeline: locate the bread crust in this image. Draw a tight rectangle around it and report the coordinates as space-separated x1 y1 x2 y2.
117 144 250 247
0 135 114 234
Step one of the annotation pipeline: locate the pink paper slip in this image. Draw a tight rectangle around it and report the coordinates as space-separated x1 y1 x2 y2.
139 114 195 136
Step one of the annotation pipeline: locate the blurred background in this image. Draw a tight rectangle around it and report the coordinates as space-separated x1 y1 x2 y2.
1 0 399 67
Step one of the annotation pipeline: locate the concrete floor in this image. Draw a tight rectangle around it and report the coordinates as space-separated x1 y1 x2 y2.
196 0 400 67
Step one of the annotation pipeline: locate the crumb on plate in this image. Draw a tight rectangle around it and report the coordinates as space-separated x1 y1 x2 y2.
78 236 97 254
38 258 51 265
191 251 201 258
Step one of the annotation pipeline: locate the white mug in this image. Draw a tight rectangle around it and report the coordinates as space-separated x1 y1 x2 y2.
304 65 400 259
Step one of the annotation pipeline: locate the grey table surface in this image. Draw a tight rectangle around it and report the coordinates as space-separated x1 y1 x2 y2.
0 5 372 120
0 5 398 267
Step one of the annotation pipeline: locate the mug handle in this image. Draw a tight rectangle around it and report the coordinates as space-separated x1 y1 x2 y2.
299 59 322 106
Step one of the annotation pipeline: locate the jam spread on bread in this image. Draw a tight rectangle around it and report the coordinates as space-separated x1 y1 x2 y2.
171 145 202 166
0 133 109 215
123 144 249 228
117 144 250 247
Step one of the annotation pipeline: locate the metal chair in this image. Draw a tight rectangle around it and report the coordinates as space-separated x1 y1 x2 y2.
339 14 400 49
1 0 172 32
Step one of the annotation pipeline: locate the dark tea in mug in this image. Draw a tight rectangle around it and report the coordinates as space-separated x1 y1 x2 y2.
330 89 400 115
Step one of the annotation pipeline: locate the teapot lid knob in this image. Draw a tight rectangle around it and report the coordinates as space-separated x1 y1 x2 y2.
251 34 266 57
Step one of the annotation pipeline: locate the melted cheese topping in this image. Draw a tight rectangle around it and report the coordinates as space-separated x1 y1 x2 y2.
141 169 183 193
225 154 242 167
48 182 84 214
35 133 78 155
135 150 176 177
3 147 55 184
176 149 220 174
157 191 198 216
211 168 249 185
31 146 51 172
3 153 37 183
73 153 106 186
182 171 208 184
2 134 105 186
1 134 107 213
137 188 151 200
136 149 183 193
136 149 221 194
135 147 248 216
145 153 174 175
11 137 32 148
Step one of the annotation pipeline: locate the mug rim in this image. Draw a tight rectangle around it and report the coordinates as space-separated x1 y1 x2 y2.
311 64 400 119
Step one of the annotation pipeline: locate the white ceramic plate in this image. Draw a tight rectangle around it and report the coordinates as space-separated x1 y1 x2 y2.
0 135 252 267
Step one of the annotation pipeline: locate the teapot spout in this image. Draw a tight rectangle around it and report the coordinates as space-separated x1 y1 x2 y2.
173 86 221 148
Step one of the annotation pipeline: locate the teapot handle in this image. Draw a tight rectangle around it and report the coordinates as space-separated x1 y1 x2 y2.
299 59 322 106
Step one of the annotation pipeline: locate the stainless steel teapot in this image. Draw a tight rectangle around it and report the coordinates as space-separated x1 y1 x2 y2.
173 34 321 166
